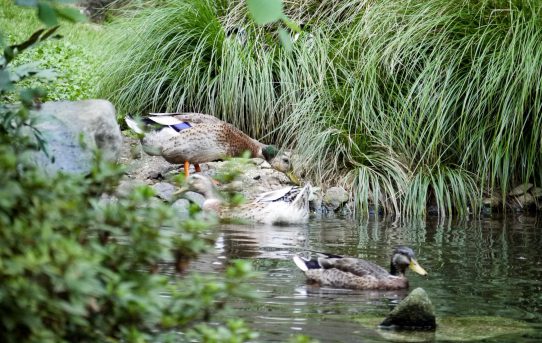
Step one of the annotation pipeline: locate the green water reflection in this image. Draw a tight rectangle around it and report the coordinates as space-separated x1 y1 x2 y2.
191 215 542 342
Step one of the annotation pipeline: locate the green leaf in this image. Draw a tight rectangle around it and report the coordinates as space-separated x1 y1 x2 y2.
246 0 283 25
0 70 13 92
55 6 87 23
282 16 301 33
38 3 59 27
278 28 292 52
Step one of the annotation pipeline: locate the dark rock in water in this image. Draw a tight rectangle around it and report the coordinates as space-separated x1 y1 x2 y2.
380 287 436 330
30 99 121 175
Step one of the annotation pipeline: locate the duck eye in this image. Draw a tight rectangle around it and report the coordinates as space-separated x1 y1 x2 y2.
283 158 289 163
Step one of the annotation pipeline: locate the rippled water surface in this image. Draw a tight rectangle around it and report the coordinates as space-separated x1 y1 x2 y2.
190 216 542 342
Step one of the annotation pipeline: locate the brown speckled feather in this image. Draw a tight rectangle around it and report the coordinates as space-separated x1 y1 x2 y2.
304 268 408 290
134 113 263 165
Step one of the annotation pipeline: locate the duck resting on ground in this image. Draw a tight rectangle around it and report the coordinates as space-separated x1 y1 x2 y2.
181 174 312 225
125 112 281 177
293 246 427 290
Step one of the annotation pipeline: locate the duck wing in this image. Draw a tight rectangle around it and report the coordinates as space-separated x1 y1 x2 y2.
317 257 390 278
254 186 295 203
149 112 222 124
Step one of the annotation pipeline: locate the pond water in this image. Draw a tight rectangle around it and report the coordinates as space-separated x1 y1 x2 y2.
190 215 542 342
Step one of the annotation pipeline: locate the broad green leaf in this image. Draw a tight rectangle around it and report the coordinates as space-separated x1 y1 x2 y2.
38 3 58 27
55 6 87 23
278 28 292 52
246 0 283 25
0 70 13 91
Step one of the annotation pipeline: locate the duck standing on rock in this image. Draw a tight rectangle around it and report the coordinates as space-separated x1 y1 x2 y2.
125 112 280 176
293 246 427 290
181 174 312 225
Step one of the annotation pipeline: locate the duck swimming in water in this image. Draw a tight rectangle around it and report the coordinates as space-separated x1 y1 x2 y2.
125 112 280 177
293 246 427 290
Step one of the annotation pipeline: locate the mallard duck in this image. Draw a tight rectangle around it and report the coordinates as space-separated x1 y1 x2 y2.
125 112 280 176
293 246 427 290
182 174 312 225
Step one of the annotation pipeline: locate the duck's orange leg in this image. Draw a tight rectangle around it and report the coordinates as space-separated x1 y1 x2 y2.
183 161 190 177
194 163 201 173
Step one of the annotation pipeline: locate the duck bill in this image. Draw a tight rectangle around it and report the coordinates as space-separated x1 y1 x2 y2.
409 259 427 276
286 170 300 186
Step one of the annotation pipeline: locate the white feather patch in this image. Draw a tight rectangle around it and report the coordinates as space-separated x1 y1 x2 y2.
125 116 143 134
147 115 184 126
255 186 294 203
293 255 309 272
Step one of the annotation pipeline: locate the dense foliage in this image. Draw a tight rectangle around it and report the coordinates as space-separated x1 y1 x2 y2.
97 0 542 217
1 2 258 342
0 0 100 101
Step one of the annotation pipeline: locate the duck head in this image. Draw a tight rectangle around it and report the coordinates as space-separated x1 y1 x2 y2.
390 246 427 276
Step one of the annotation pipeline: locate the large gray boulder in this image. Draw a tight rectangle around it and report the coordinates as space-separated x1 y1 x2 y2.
31 99 122 174
380 287 436 330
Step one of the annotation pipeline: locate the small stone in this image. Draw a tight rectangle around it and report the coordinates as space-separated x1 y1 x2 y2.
482 195 502 208
130 141 142 159
509 183 533 196
323 186 349 210
220 180 244 192
260 161 272 169
115 179 148 198
182 191 206 207
513 193 535 209
380 287 436 330
530 187 542 198
171 199 190 219
152 182 177 202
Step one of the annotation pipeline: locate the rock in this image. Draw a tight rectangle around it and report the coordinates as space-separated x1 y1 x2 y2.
483 195 502 208
182 191 206 207
509 183 533 196
309 187 323 212
357 315 533 342
530 187 542 198
29 99 121 174
512 193 535 209
152 182 177 202
380 287 436 330
115 178 148 197
323 186 349 210
171 199 190 219
220 180 244 193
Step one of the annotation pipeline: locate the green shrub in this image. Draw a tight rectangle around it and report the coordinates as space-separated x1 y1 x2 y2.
0 3 257 342
97 0 542 217
0 0 101 101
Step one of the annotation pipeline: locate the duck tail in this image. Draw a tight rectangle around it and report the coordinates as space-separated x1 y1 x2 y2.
293 255 309 271
292 183 311 211
125 116 144 134
293 255 321 271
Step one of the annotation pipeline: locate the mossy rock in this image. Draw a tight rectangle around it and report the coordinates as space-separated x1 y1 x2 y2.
380 288 436 330
356 315 534 342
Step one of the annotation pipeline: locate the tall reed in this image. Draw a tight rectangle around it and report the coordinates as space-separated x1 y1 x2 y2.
97 0 542 217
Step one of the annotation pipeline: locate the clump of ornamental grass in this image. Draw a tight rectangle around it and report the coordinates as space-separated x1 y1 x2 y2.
97 0 542 217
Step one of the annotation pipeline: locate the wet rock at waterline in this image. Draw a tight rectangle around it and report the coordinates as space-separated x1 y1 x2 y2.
509 183 533 196
29 100 122 174
357 315 533 342
323 186 349 210
380 288 436 330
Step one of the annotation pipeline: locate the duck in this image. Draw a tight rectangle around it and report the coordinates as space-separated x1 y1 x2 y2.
125 112 280 177
181 174 312 225
293 246 427 290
